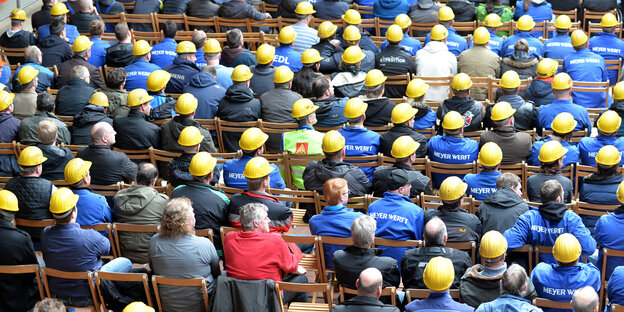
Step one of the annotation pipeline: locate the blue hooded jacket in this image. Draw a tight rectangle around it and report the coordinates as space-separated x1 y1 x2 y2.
544 33 574 60
528 137 579 167
12 61 55 93
531 262 600 312
310 206 362 270
373 0 409 20
513 0 553 38
596 211 624 281
578 136 624 166
338 126 380 182
463 171 502 201
427 135 479 188
525 78 556 107
563 48 610 109
182 71 226 120
589 32 624 86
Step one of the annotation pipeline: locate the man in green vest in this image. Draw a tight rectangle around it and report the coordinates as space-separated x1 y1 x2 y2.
283 98 324 189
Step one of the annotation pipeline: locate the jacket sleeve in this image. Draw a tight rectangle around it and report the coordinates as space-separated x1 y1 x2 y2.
247 5 268 21
568 212 597 256
503 212 531 250
347 169 371 196
58 124 72 144
384 260 401 288
90 67 105 89
276 237 301 274
121 154 139 183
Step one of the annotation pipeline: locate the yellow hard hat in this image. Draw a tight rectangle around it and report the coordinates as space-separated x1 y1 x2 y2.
552 73 573 90
480 230 508 259
301 49 323 64
452 73 472 91
189 152 217 176
146 70 171 92
278 26 297 44
538 140 566 163
123 302 155 312
391 103 418 124
551 112 577 134
406 78 429 98
239 127 268 151
344 98 368 118
439 176 468 201
597 110 622 133
322 130 346 153
72 35 94 52
614 82 624 100
500 70 520 89
395 14 412 29
231 64 253 82
175 93 198 115
10 9 27 21
554 15 572 30
51 3 70 16
423 256 455 291
127 89 153 107
178 126 204 147
342 9 362 25
571 30 588 47
478 142 503 167
318 21 338 39
473 27 490 45
553 233 582 263
132 40 152 56
0 190 18 212
438 6 455 21
342 46 365 64
244 156 274 179
274 65 294 83
292 98 319 118
484 13 502 27
49 187 79 215
64 158 92 184
343 25 362 42
442 111 464 130
176 41 196 54
0 91 14 112
517 15 535 31
491 101 516 121
387 24 404 43
365 69 387 87
602 13 618 28
88 92 109 107
203 38 222 54
17 65 39 85
295 1 316 15
391 135 419 159
537 58 558 78
18 146 47 166
255 44 275 65
617 180 624 204
596 145 621 166
430 24 449 41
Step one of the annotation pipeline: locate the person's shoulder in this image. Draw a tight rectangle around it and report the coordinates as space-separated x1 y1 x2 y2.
532 261 553 275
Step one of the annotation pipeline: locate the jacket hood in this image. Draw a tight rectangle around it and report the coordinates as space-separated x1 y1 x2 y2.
423 40 448 53
584 173 624 184
106 43 134 66
221 46 244 64
37 144 72 168
173 57 200 70
378 0 403 9
364 97 392 117
252 64 274 75
224 83 255 103
314 97 339 115
538 201 568 223
166 117 200 141
38 35 68 48
611 100 624 111
528 79 553 98
313 159 357 181
189 71 219 88
463 265 505 290
482 187 526 209
443 96 475 115
498 94 526 109
413 102 432 119
504 53 538 69
73 105 109 127
115 185 162 215
0 113 15 124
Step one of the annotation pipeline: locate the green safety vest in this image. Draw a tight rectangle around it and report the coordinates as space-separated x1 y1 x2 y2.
283 129 324 189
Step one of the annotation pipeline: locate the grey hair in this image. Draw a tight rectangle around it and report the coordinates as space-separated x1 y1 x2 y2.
501 264 528 296
71 65 89 80
424 217 446 245
497 172 521 189
351 215 376 248
239 203 268 231
25 46 41 62
571 286 599 312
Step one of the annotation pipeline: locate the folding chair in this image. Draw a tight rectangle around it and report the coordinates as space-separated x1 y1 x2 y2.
81 223 117 258
123 13 157 32
60 143 87 156
318 195 368 214
606 59 622 84
414 75 453 99
0 264 45 302
282 234 324 282
42 267 100 311
489 77 531 101
152 275 210 312
524 164 574 199
583 9 617 30
533 298 572 310
405 288 460 302
184 16 218 32
613 304 624 312
90 183 122 197
446 241 477 265
268 188 319 227
131 30 163 44
510 21 546 37
353 3 373 16
283 153 324 189
112 148 155 165
275 282 333 312
215 118 260 153
317 235 353 281
428 160 476 188
366 123 393 135
95 271 153 309
571 80 610 108
587 21 622 37
553 9 578 22
219 226 240 256
155 13 187 32
0 46 27 64
195 228 214 244
384 74 411 98
216 17 252 32
339 285 396 305
477 161 526 189
112 223 160 261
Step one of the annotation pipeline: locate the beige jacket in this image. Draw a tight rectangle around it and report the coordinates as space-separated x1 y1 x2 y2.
12 90 37 118
458 45 502 101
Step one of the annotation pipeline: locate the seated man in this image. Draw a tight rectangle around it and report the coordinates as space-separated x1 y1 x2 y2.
273 26 303 72
18 92 70 145
303 130 371 197
527 141 575 203
483 70 537 131
114 163 168 264
146 70 176 119
595 180 624 280
529 112 580 168
361 70 395 128
332 268 399 312
379 103 427 158
504 180 596 264
531 234 600 311
608 267 624 310
64 158 112 227
401 217 472 289
55 65 95 116
105 23 134 68
72 92 113 145
224 202 308 304
338 98 380 182
35 3 79 44
475 264 542 312
311 76 349 128
260 66 302 149
163 41 200 94
227 157 292 234
478 173 529 234
150 21 178 68
460 231 537 308
376 24 417 99
11 46 55 93
37 119 74 180
463 142 503 201
479 101 533 165
0 91 20 177
171 152 228 249
56 35 105 89
159 93 217 153
0 9 35 65
437 73 482 132
99 68 129 117
166 127 219 187
405 256 473 312
12 65 40 118
41 188 131 307
536 73 591 136
113 89 160 150
579 110 624 166
124 40 160 92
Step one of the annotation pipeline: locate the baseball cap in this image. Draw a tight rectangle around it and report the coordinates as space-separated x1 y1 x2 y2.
387 169 418 191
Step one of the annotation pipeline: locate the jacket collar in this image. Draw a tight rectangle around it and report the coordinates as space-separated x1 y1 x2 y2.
343 296 386 306
321 205 351 214
382 191 413 203
244 190 280 203
297 125 314 130
344 245 384 256
88 144 114 150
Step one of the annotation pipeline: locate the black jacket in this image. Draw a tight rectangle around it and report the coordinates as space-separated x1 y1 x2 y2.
460 264 538 308
170 181 229 248
401 245 472 289
446 0 475 23
212 277 281 312
372 163 433 198
69 12 102 33
583 0 616 12
375 44 416 99
438 96 483 133
0 30 36 64
72 105 113 145
113 110 161 150
132 0 161 31
166 152 221 187
332 296 399 312
303 159 371 196
163 57 200 93
379 124 428 158
424 204 482 243
0 219 39 312
228 191 293 233
56 55 105 89
314 40 344 74
363 98 396 128
55 78 96 116
249 64 276 97
32 4 52 30
38 144 74 181
5 176 54 242
478 187 529 236
159 116 217 153
217 83 261 152
218 0 267 32
484 95 537 131
76 145 138 185
37 35 73 68
188 0 219 19
277 0 303 18
162 0 192 14
525 79 556 107
333 246 400 290
106 42 134 68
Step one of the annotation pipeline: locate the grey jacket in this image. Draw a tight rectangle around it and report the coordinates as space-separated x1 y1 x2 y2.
159 117 217 153
212 277 281 312
460 264 537 308
479 127 532 165
18 111 71 145
261 87 302 151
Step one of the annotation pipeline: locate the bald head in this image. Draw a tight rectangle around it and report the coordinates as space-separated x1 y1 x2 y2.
356 268 383 299
25 46 42 64
571 286 599 312
91 122 114 146
424 217 447 246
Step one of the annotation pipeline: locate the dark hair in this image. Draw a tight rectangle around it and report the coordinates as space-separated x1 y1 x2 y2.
162 21 178 38
106 68 127 89
37 92 55 112
523 0 530 12
309 75 329 99
540 179 563 203
486 0 499 14
89 19 105 37
50 20 64 36
227 29 242 49
114 22 130 41
540 160 562 175
136 163 158 186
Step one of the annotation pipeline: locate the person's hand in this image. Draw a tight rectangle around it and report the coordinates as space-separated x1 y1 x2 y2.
330 39 341 47
265 13 272 19
295 265 307 275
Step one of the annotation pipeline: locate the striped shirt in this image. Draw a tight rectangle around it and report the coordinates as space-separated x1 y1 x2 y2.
291 22 320 53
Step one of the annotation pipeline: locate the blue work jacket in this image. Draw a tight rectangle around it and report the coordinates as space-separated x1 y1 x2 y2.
544 34 574 60
563 48 610 108
607 266 624 310
36 24 79 44
150 38 178 68
528 138 579 167
338 126 380 182
589 32 624 86
12 61 55 93
273 46 303 72
412 109 437 130
381 33 421 56
531 262 600 312
578 136 624 166
73 188 113 227
425 27 467 57
596 211 624 281
88 37 112 69
463 170 501 201
309 205 362 270
536 99 592 135
500 31 545 58
223 155 286 190
427 135 479 187
124 59 161 91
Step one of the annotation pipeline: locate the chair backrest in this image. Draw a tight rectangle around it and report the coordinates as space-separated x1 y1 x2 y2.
154 13 186 32
405 288 460 302
613 303 624 312
583 9 617 28
419 194 473 212
220 226 241 254
195 119 218 131
353 3 373 15
195 228 214 244
0 46 27 59
81 223 117 258
553 9 578 22
533 297 572 310
184 16 218 32
216 17 252 32
283 153 324 189
95 271 153 308
489 77 531 100
317 235 353 272
606 59 623 83
112 148 155 165
282 234 324 282
318 195 368 214
131 30 163 45
511 244 534 274
216 118 260 153
574 201 619 218
152 275 210 311
275 282 333 312
339 285 397 305
42 267 99 310
216 184 245 199
112 223 159 260
571 80 610 108
546 21 582 38
524 164 574 196
446 241 477 265
510 21 546 36
0 264 45 301
373 237 422 248
428 160 476 180
90 183 123 197
15 218 55 228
